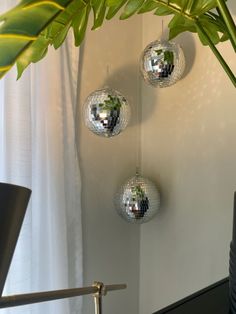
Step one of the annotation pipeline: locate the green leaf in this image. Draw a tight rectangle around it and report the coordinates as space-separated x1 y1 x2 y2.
52 21 71 48
187 0 217 16
154 5 173 16
72 4 91 46
196 25 219 45
220 32 229 42
169 25 188 39
0 0 73 77
138 0 158 14
205 11 229 43
168 14 184 29
17 35 50 78
169 25 184 39
168 14 196 32
106 0 120 7
15 0 86 78
0 0 234 86
120 0 145 19
47 0 85 47
168 13 196 40
91 0 107 29
106 0 127 19
165 0 188 12
197 15 221 45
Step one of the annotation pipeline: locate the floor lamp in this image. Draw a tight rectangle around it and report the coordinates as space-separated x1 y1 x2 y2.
0 182 126 314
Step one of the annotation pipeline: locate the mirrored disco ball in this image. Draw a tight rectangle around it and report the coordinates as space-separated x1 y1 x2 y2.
115 174 160 224
140 39 185 88
84 87 131 137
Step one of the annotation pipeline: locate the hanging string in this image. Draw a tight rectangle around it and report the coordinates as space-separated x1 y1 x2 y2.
104 64 110 88
161 19 164 40
136 55 142 176
106 64 110 79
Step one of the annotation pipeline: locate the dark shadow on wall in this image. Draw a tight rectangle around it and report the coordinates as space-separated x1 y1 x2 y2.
173 31 196 80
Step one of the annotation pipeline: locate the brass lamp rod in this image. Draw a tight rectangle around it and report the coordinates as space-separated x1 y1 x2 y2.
0 283 127 309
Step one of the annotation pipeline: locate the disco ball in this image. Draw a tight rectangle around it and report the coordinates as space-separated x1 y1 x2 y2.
115 174 160 224
84 87 131 137
140 39 185 87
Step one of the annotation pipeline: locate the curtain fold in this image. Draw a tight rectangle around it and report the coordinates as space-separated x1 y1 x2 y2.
0 3 83 312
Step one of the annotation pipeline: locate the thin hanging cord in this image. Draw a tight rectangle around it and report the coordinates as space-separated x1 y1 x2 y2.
136 55 142 176
161 19 164 40
106 65 110 80
104 64 110 88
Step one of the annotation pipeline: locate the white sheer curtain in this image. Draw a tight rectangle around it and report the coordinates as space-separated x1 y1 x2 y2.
0 2 83 314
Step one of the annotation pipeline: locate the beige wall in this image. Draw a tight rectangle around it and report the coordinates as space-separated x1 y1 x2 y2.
140 6 236 314
78 16 142 314
78 4 236 314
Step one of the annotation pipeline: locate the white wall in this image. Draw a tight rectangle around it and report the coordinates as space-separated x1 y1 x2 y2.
78 16 142 314
78 4 236 314
139 5 236 314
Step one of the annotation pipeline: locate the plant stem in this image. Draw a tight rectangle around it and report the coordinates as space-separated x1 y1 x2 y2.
216 7 236 52
196 21 236 88
216 0 236 51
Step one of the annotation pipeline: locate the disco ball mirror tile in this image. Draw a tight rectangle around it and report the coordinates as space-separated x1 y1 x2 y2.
140 40 185 87
115 175 160 224
84 87 131 137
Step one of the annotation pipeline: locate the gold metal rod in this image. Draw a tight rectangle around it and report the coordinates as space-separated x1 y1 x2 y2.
105 284 127 291
0 283 127 309
93 282 104 314
94 294 102 314
0 287 97 308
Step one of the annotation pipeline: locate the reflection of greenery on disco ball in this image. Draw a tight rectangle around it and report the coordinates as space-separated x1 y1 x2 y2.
115 174 160 224
84 87 131 137
140 40 185 88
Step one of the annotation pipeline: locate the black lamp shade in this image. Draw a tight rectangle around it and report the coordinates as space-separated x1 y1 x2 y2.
0 182 31 296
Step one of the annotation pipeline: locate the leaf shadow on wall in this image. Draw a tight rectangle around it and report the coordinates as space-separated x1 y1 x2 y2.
172 31 196 80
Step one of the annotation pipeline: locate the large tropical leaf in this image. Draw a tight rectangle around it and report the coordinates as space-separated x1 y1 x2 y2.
0 0 234 84
106 0 127 19
120 0 145 19
17 0 87 78
0 0 72 78
91 0 107 29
